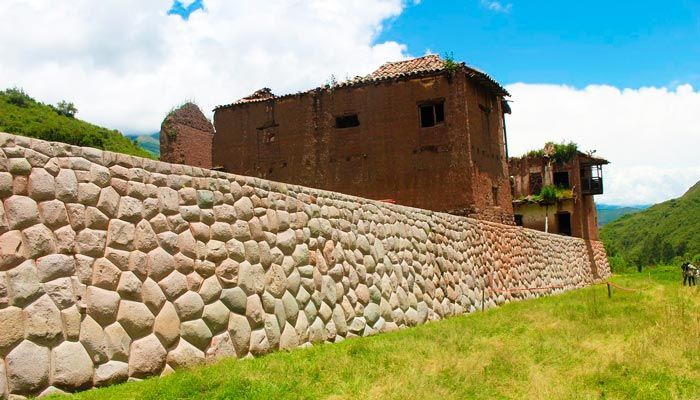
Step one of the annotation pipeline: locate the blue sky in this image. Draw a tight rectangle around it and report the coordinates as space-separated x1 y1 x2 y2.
167 0 204 20
1 0 698 205
379 0 700 88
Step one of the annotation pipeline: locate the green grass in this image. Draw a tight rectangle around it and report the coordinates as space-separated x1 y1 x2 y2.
60 266 700 400
601 181 700 269
0 88 154 158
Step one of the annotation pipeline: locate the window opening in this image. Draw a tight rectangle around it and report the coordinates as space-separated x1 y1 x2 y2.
529 172 542 195
419 102 445 128
553 171 570 188
335 114 359 129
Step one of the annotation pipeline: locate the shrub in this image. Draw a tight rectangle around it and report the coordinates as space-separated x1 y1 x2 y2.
55 100 77 118
539 185 558 204
525 141 578 163
442 52 459 75
3 88 33 108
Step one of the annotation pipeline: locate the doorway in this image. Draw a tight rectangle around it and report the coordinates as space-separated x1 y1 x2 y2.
556 212 572 236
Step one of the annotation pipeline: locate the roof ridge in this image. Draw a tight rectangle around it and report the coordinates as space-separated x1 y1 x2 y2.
215 55 508 110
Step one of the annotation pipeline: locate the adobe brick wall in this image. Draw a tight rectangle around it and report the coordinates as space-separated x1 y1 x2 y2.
0 132 609 397
213 73 513 224
160 103 213 169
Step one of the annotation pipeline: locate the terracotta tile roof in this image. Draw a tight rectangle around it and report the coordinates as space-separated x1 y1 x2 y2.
216 55 508 110
368 55 447 80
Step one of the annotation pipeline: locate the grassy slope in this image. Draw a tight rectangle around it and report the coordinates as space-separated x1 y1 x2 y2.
600 181 700 266
596 204 647 226
62 267 700 400
0 90 154 158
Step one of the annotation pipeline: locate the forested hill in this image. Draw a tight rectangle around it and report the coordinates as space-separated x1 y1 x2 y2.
0 88 153 158
600 181 700 268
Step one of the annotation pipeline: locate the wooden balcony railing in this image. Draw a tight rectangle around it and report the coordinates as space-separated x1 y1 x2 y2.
581 176 603 195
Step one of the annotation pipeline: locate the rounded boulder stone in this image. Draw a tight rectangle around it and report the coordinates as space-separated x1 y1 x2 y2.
128 334 167 378
0 307 24 355
227 314 251 357
180 319 213 350
50 341 93 390
364 303 380 326
167 339 205 369
86 286 120 325
94 361 129 387
23 295 63 346
202 300 230 333
154 301 180 348
220 286 247 314
117 300 155 339
4 195 39 230
174 290 204 321
148 247 175 282
6 340 50 394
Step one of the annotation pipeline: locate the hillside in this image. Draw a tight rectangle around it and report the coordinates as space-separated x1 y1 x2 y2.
0 88 153 158
596 204 648 226
600 181 700 268
131 132 160 156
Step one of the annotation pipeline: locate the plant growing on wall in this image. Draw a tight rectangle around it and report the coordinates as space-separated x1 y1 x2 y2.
526 141 579 163
443 52 459 76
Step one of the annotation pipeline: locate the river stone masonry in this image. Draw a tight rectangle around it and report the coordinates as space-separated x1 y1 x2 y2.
0 132 610 398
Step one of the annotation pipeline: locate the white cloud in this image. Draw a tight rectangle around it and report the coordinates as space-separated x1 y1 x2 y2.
2 1 698 206
505 83 700 205
480 0 512 13
0 0 409 134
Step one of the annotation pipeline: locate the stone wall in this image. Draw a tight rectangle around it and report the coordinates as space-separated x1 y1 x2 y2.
0 132 610 398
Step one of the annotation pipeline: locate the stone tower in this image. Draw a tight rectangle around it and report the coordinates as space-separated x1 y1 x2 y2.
159 103 214 168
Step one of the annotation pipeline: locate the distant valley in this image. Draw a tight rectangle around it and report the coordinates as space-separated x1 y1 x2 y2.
596 204 650 226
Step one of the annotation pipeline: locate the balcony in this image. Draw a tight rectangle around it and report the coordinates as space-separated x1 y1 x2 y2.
580 164 604 195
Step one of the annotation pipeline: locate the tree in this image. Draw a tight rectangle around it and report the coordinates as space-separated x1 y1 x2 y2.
55 100 77 118
540 185 558 233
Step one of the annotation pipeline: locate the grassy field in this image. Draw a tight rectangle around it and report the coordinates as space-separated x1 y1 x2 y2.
61 266 700 400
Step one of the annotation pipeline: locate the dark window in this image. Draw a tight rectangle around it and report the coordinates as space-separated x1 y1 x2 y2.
491 186 499 205
335 114 360 129
553 171 570 188
556 213 572 236
479 104 491 137
514 215 523 226
419 102 445 128
529 172 542 195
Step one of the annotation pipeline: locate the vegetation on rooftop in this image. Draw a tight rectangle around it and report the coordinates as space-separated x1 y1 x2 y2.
526 141 579 164
56 266 700 400
0 88 154 158
442 51 459 75
516 184 573 204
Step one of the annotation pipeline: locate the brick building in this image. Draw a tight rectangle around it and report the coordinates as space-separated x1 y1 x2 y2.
160 102 214 169
509 147 609 240
209 55 514 223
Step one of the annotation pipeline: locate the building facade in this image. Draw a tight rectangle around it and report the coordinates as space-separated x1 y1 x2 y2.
210 55 514 223
509 149 608 240
160 103 214 169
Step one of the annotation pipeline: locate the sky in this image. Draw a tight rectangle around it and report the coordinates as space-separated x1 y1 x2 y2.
1 0 699 205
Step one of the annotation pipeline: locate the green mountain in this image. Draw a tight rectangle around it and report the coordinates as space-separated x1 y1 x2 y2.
0 88 153 158
600 181 700 269
596 204 649 226
131 132 160 157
